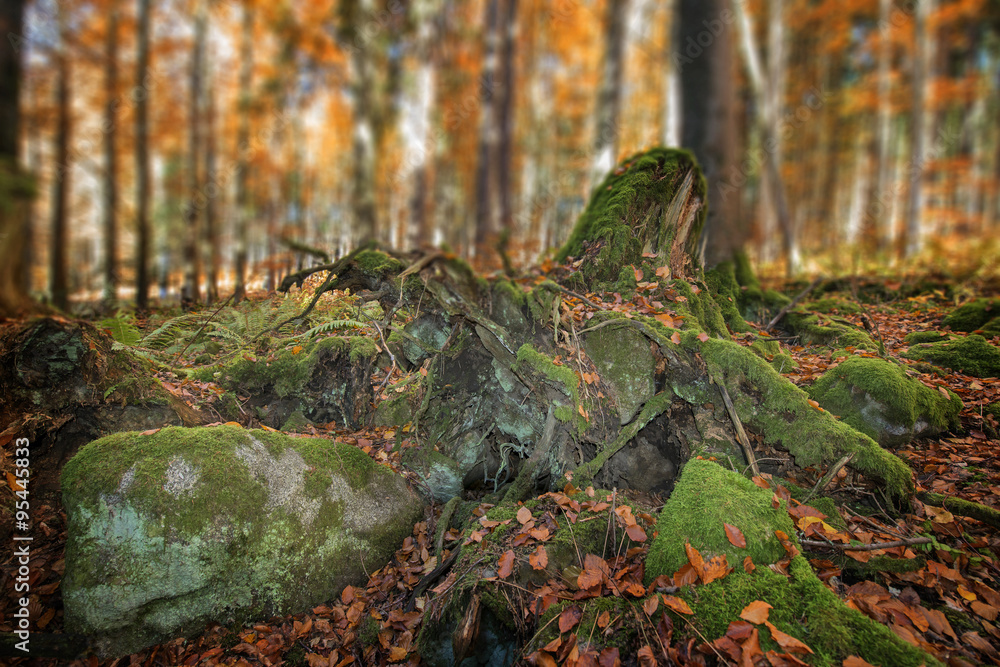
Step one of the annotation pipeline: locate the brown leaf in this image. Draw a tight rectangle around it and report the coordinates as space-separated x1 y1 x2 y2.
740 600 772 625
701 554 730 585
725 523 747 548
598 647 621 667
626 523 647 542
685 542 704 572
643 596 659 616
529 545 549 571
498 550 515 579
637 645 657 667
697 332 710 342
842 657 876 667
517 506 532 525
670 331 681 345
661 595 694 615
597 610 611 629
764 621 813 654
743 556 756 574
559 605 583 633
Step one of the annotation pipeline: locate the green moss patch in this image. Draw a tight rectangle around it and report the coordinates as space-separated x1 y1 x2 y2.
807 357 962 445
782 311 878 351
804 298 863 315
903 334 1000 378
941 298 1000 332
903 331 954 345
646 458 796 576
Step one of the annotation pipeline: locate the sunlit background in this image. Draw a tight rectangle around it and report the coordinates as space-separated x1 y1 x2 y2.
12 0 1000 308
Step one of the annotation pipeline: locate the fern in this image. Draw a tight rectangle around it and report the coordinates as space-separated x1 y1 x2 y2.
300 319 365 338
139 313 204 350
98 317 142 346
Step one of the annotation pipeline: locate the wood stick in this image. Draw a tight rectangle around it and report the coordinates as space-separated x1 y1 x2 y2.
715 378 760 476
803 453 854 503
800 537 931 552
764 276 823 332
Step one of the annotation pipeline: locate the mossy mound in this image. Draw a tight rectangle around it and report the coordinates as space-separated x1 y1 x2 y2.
941 298 1000 332
782 310 878 350
903 331 954 345
646 459 796 576
804 297 863 315
704 259 790 330
903 334 1000 378
556 147 707 290
677 557 939 666
807 357 962 445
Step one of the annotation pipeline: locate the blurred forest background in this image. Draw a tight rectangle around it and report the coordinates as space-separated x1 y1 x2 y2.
1 0 999 313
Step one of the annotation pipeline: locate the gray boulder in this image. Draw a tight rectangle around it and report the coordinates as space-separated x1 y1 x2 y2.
61 425 423 658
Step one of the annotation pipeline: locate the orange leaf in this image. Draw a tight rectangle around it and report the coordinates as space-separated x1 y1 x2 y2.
529 545 549 571
517 506 533 525
724 523 747 548
643 596 659 616
7 472 24 492
670 331 681 345
637 645 657 667
764 621 814 654
842 658 876 667
634 267 644 282
662 595 694 615
740 600 772 624
685 542 704 571
743 556 756 574
559 605 582 633
655 265 671 278
388 646 408 662
597 610 611 629
697 332 709 342
498 550 515 579
625 523 647 543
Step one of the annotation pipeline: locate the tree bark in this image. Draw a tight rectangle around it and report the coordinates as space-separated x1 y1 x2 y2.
0 0 32 318
50 2 71 311
182 0 208 308
102 0 120 308
135 0 152 311
677 0 739 267
204 52 218 305
590 0 628 185
903 0 933 259
495 0 517 238
233 3 253 303
474 0 500 251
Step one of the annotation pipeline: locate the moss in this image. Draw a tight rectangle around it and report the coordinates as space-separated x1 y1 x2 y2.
515 344 586 434
347 336 378 363
675 557 939 667
903 331 953 345
646 459 797 577
354 249 405 280
582 320 654 424
281 410 313 432
695 337 913 505
782 311 878 350
556 147 707 289
941 298 1000 332
807 356 962 444
670 279 730 338
903 334 1000 378
704 262 752 333
804 298 863 315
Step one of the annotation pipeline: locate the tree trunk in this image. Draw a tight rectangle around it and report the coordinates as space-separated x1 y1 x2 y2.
182 0 208 308
903 0 933 259
661 0 680 147
50 2 71 312
102 0 120 308
135 0 152 311
863 0 893 254
677 0 739 267
0 0 33 318
204 42 218 304
474 0 500 252
590 0 628 185
233 3 253 303
495 0 517 238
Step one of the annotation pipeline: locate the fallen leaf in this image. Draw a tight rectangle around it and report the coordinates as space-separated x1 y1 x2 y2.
697 332 710 342
725 523 747 548
529 545 549 571
517 506 533 524
740 600 772 625
643 596 659 616
661 595 694 615
498 550 515 579
765 621 813 654
559 605 583 633
670 331 681 345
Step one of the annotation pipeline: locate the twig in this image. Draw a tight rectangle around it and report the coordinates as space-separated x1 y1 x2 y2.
764 276 823 332
713 378 759 476
800 537 931 551
803 453 854 503
537 280 607 311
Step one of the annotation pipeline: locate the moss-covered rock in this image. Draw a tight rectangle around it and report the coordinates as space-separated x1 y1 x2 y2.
582 321 654 425
804 298 863 315
807 357 962 445
556 147 707 290
646 458 797 576
61 425 423 658
203 335 378 429
903 331 953 345
941 298 1000 332
903 334 1000 378
694 337 914 505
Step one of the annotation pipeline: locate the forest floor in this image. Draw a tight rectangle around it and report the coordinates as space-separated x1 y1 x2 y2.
4 271 1000 667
